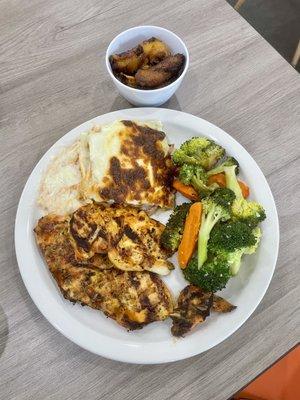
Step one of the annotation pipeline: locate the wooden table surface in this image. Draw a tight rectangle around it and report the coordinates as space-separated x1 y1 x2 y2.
1 0 299 399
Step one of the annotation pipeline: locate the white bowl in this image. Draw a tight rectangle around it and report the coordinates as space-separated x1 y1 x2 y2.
105 26 189 107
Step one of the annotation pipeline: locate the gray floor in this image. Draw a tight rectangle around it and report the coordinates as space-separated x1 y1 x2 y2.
227 0 300 72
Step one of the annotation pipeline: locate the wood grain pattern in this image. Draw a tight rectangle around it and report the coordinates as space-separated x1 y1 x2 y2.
0 0 299 399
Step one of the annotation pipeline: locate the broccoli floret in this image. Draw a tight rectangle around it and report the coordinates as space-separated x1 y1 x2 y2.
178 164 206 185
207 157 266 227
201 143 225 170
179 137 212 154
244 226 262 254
226 250 244 276
208 221 258 275
207 156 243 198
225 227 262 275
207 157 242 198
224 165 243 198
184 256 231 292
192 178 219 198
178 164 219 197
208 221 257 254
232 198 266 228
172 137 225 170
207 156 240 176
198 188 236 267
160 203 191 253
208 221 261 275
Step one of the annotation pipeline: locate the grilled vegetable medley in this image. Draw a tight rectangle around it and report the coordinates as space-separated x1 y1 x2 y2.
162 136 266 294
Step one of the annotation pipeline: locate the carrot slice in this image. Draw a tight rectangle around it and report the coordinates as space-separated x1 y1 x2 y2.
238 180 250 198
208 173 226 187
208 173 250 198
178 202 202 269
173 179 199 201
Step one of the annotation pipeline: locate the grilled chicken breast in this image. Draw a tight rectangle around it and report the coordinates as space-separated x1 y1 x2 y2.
69 202 122 260
171 285 236 337
69 202 173 275
34 214 113 271
171 285 213 337
34 215 174 330
212 295 237 313
107 207 173 275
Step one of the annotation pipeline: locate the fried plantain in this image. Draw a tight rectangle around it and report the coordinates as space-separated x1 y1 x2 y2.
109 37 171 77
109 45 146 75
135 54 185 88
118 72 137 88
141 37 171 64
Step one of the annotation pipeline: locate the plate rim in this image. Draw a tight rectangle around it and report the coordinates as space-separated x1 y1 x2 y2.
14 108 279 364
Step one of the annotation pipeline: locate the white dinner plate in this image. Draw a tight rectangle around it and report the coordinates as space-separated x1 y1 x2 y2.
15 108 279 364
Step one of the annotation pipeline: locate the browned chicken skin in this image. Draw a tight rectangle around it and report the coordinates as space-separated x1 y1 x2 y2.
171 285 236 337
34 214 174 330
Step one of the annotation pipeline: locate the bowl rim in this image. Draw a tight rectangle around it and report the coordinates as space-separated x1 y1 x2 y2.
105 25 190 93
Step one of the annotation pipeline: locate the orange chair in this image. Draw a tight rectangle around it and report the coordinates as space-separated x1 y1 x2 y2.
233 345 300 400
